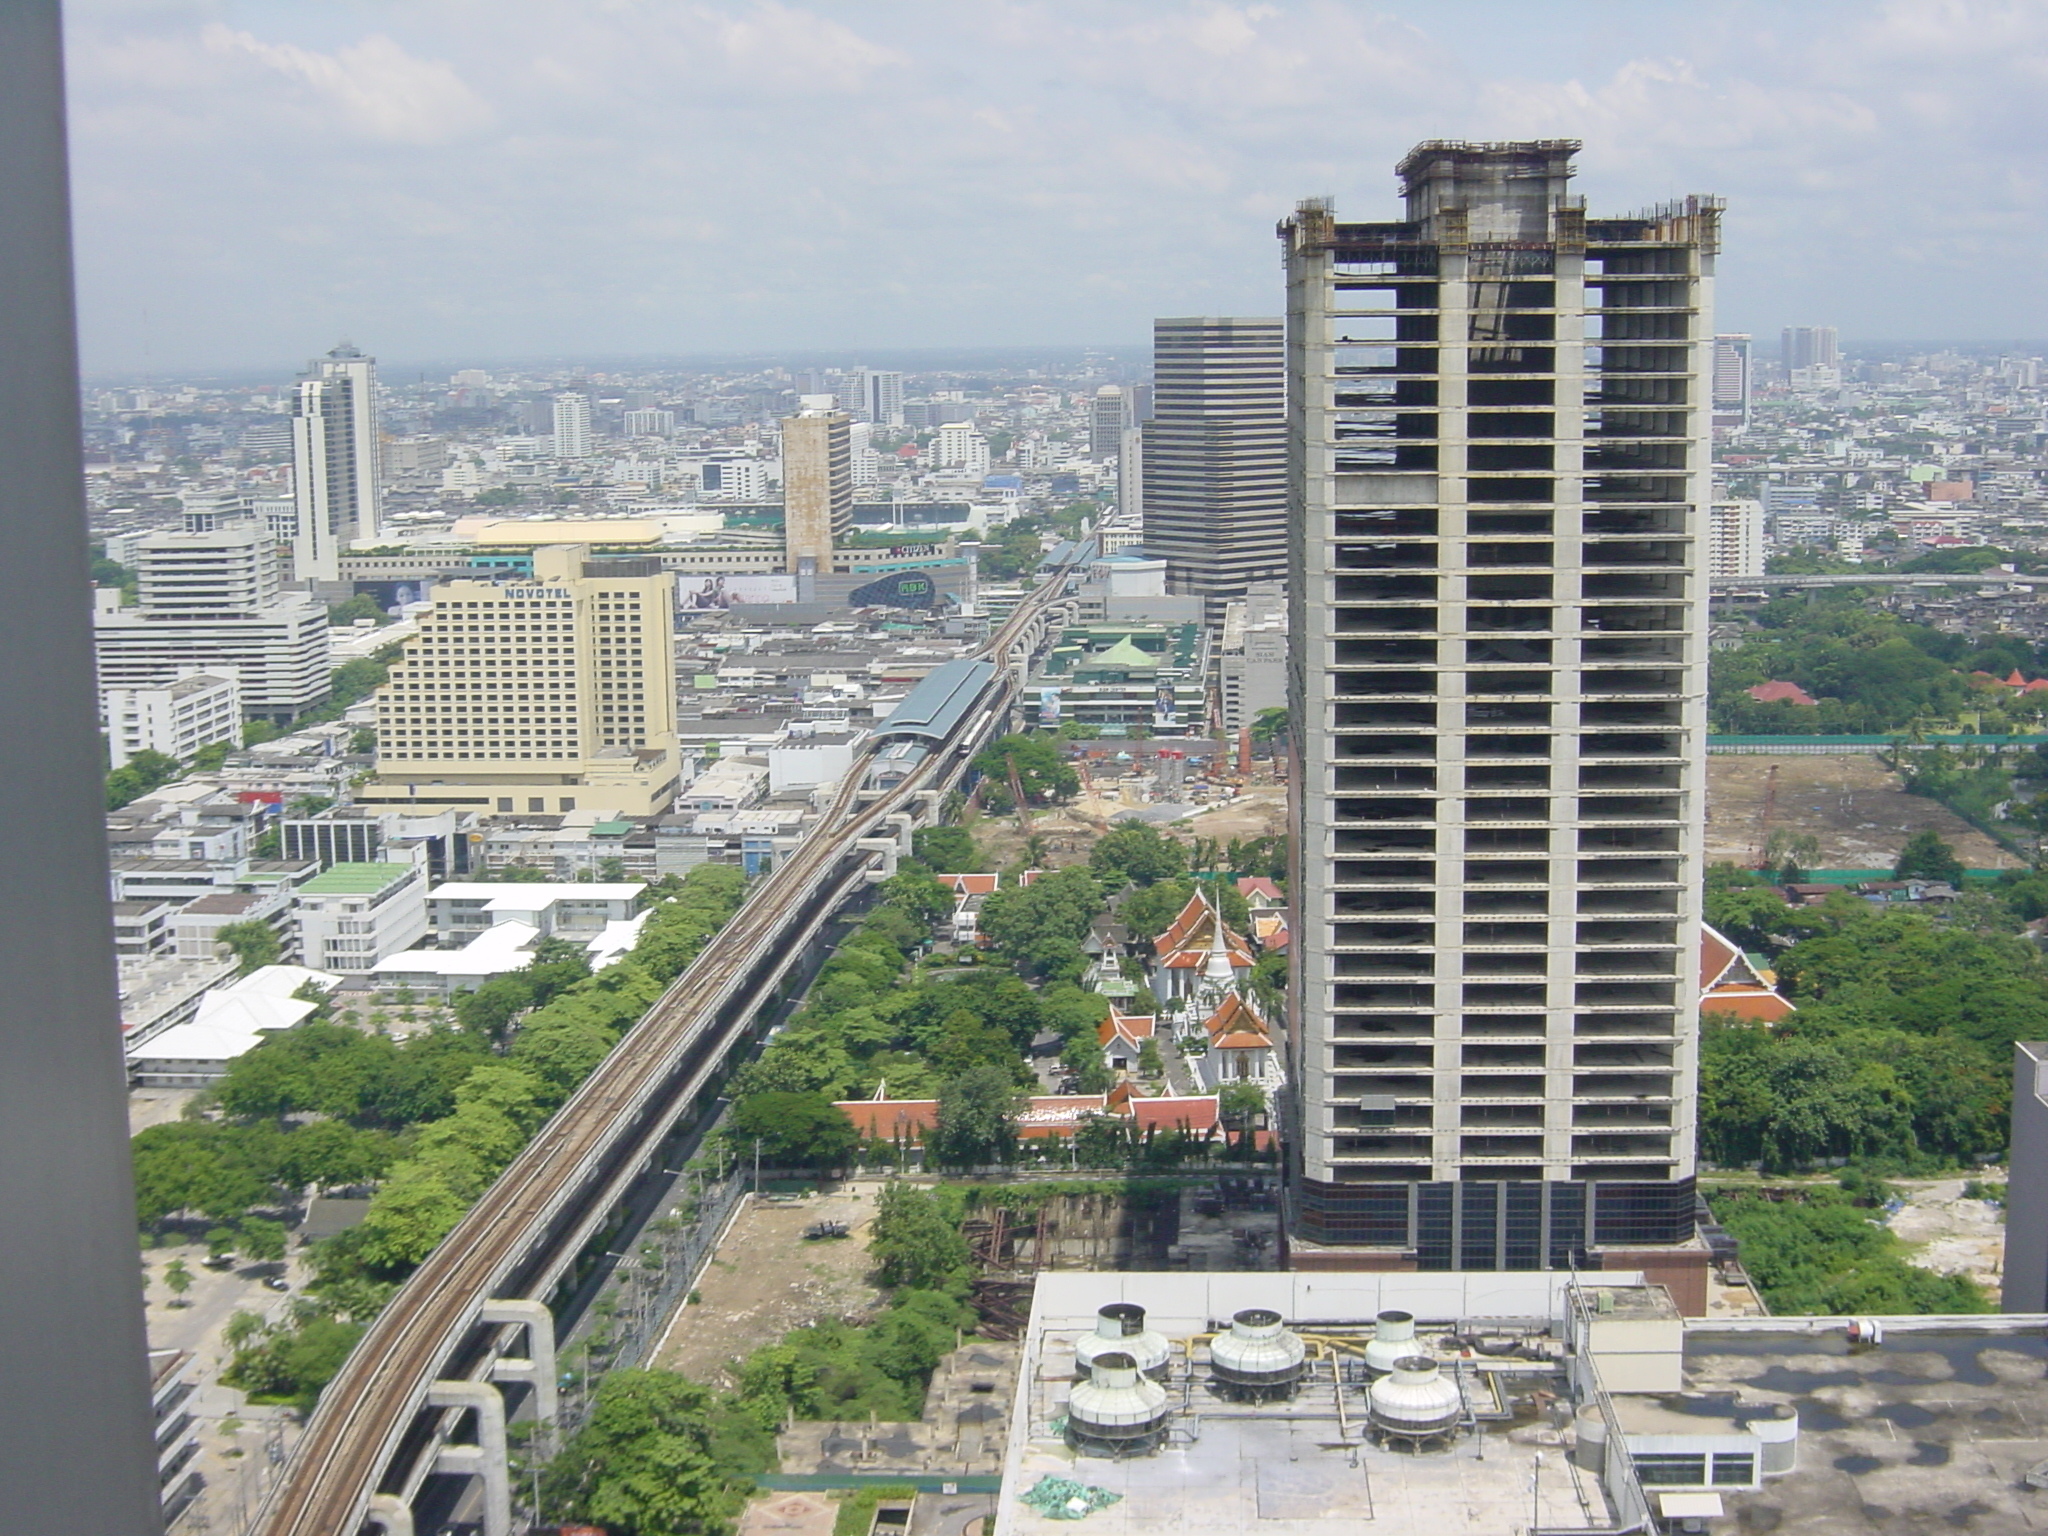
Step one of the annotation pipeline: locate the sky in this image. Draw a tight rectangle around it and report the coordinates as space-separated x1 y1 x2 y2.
60 0 2048 376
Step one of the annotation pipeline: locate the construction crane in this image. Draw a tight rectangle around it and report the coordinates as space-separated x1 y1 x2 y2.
1749 763 1779 869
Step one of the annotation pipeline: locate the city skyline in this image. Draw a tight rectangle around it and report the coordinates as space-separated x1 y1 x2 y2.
65 0 2048 372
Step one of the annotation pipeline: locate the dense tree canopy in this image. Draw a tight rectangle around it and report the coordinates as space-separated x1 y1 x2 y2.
972 733 1078 811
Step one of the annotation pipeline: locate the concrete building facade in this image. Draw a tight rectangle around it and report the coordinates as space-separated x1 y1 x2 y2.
1279 142 1716 1288
553 391 592 460
1708 498 1766 579
293 860 430 973
290 343 381 581
1217 581 1287 733
2005 1041 2048 1311
782 407 853 575
361 544 683 817
101 670 242 768
92 509 332 719
1140 316 1289 614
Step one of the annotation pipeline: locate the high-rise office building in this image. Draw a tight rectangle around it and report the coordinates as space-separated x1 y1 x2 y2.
553 392 593 460
289 343 381 583
93 505 332 718
360 543 682 818
1780 326 1837 373
1090 385 1126 460
782 407 853 574
1279 142 1717 1305
1139 317 1288 614
1711 334 1751 431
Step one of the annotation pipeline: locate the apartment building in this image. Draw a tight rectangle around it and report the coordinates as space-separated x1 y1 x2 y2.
1280 141 1715 1302
101 671 241 769
92 509 331 719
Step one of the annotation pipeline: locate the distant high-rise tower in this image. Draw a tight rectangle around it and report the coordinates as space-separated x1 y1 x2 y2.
1711 334 1751 431
553 392 593 460
1280 142 1718 1302
289 342 380 583
1780 326 1837 372
866 370 905 428
782 407 853 576
1139 317 1287 614
1090 386 1126 460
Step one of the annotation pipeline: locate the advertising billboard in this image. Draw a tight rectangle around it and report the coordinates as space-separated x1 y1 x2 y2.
678 574 799 610
849 569 940 609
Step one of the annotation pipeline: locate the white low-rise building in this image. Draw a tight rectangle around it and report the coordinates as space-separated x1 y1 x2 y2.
102 671 242 769
424 881 645 946
293 861 430 974
126 965 340 1086
367 921 538 998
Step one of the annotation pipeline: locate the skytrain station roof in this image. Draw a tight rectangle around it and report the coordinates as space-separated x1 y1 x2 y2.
875 657 996 743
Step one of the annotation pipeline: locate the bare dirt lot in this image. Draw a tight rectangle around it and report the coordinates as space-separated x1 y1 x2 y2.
650 1186 884 1389
1890 1177 2007 1297
1704 753 2019 870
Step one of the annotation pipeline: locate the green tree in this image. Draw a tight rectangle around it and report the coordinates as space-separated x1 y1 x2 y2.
1250 707 1289 748
326 593 389 627
1894 828 1966 884
162 1258 193 1305
869 1183 968 1289
1089 824 1188 886
876 868 953 925
1218 1081 1266 1128
972 733 1078 811
911 825 980 873
727 1092 859 1171
107 748 183 810
239 1217 288 1264
215 918 282 975
928 1064 1024 1170
544 1371 737 1536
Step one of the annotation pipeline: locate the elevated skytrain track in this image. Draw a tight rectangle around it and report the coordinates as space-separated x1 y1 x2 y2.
255 573 1074 1536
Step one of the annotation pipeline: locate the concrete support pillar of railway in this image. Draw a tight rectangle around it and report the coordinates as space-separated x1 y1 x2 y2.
911 788 943 823
856 837 899 881
884 812 915 855
364 1493 415 1536
481 1297 558 1423
425 1380 511 1536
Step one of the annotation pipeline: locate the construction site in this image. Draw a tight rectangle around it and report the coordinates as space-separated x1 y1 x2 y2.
1705 753 2020 870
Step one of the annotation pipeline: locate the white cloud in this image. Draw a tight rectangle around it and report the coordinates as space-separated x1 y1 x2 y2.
199 24 494 144
56 0 2048 370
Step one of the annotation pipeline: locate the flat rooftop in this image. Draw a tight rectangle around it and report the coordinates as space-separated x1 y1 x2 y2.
1683 1325 2048 1533
994 1273 1619 1536
298 861 415 895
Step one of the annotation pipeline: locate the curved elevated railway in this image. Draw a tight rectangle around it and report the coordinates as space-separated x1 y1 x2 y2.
255 575 1072 1536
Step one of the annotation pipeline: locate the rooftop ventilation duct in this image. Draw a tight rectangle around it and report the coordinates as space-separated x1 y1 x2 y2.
1065 1350 1171 1458
1076 1303 1172 1381
1208 1309 1306 1402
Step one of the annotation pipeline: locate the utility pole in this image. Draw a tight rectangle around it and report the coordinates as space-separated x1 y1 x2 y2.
753 1136 762 1196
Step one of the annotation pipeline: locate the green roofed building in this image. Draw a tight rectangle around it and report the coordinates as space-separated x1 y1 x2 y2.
1032 622 1209 734
294 860 430 974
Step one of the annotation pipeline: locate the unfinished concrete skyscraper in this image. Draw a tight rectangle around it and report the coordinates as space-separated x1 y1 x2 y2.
1279 142 1718 1305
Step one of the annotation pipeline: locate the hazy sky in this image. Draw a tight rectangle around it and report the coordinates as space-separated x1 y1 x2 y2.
62 0 2048 375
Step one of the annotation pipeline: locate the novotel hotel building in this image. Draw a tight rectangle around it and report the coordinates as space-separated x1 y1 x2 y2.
360 543 684 818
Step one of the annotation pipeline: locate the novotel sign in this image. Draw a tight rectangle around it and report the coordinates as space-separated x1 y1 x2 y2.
503 588 572 600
